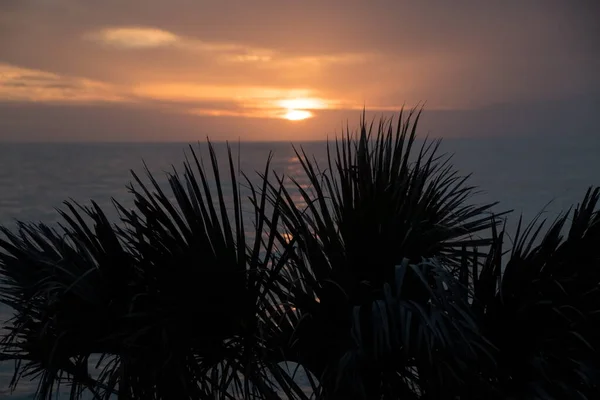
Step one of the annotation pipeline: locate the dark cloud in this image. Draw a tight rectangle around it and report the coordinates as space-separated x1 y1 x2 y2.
1 79 76 90
3 1 598 70
0 101 322 142
1 93 597 142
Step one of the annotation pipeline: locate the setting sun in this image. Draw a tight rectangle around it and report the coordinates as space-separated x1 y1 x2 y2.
279 97 325 121
278 98 328 110
284 109 312 121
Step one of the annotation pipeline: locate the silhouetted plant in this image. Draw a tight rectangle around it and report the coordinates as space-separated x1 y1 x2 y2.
0 110 598 400
0 143 300 399
466 187 600 399
268 109 503 398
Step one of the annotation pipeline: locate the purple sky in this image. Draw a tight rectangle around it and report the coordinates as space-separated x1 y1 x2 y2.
0 0 598 141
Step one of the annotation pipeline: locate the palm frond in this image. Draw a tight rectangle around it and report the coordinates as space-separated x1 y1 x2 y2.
1 111 597 399
471 187 600 398
267 109 506 398
332 258 495 399
0 141 298 399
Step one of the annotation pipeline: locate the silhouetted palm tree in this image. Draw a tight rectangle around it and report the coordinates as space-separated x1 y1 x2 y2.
1 110 598 399
267 109 502 398
0 144 297 399
466 187 600 399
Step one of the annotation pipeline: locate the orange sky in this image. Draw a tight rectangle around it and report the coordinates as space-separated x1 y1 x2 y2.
0 0 598 141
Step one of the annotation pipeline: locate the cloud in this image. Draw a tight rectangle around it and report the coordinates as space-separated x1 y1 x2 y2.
133 83 312 102
2 94 598 142
85 26 275 64
88 27 178 49
0 63 371 120
131 82 366 120
188 108 276 119
269 54 368 68
0 101 341 142
0 64 125 103
83 25 374 70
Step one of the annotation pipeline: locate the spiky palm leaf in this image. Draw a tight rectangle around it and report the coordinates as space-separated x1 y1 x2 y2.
2 111 597 400
266 110 504 398
0 201 138 399
0 142 296 399
470 187 600 399
330 258 495 399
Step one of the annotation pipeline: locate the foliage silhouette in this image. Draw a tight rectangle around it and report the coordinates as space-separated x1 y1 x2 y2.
0 144 296 399
467 188 600 399
0 110 598 399
267 109 502 398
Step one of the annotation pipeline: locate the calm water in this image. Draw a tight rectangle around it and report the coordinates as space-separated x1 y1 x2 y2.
1 137 599 397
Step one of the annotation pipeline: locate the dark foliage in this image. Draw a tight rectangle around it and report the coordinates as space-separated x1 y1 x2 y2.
269 109 501 398
468 188 600 399
0 144 297 399
0 110 598 399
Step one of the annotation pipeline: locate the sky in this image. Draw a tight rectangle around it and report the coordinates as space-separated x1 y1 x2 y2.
0 0 598 141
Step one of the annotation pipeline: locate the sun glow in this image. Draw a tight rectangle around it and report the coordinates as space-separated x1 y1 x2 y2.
278 98 327 110
284 109 312 121
278 97 329 121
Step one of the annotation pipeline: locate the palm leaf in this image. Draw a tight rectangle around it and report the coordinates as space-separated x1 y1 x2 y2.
266 109 505 398
470 187 600 398
0 141 298 399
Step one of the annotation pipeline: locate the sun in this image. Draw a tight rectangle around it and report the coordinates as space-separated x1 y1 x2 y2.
284 109 312 121
276 97 329 121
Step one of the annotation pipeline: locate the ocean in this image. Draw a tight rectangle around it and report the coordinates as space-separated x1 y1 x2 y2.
1 136 599 398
